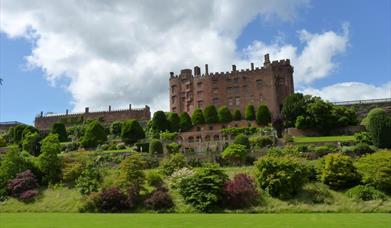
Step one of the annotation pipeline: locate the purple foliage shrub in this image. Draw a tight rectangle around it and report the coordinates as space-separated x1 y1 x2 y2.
144 188 174 211
7 170 39 202
223 173 260 208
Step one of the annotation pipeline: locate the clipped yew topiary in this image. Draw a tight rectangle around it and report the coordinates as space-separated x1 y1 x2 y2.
149 139 163 155
233 134 250 148
152 111 170 133
256 105 272 125
51 122 68 142
192 108 205 125
121 120 145 145
218 106 232 123
179 112 193 131
233 109 242 121
245 105 255 121
167 112 180 132
81 121 107 148
204 105 219 124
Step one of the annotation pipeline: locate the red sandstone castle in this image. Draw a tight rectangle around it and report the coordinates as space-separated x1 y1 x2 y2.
169 54 294 119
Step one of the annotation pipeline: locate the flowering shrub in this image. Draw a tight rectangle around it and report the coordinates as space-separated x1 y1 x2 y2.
95 187 130 212
168 167 195 189
144 188 174 211
223 173 259 209
7 170 39 201
19 189 39 202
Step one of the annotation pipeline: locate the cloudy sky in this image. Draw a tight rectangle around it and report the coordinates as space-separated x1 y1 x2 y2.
0 0 390 124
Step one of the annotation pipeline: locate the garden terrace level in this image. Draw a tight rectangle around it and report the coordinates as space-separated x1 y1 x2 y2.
34 105 151 130
169 53 294 119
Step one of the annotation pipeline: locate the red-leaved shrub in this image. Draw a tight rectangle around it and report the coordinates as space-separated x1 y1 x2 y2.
19 189 39 202
223 173 260 208
144 188 174 211
95 187 129 212
7 170 39 201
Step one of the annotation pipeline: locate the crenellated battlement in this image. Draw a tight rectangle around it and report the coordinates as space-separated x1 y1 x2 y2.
34 105 151 129
169 53 292 80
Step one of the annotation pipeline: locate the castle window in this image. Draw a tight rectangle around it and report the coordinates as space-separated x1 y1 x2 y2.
279 78 285 86
171 96 176 103
209 126 214 130
197 91 203 96
213 98 219 105
212 88 218 94
235 97 240 105
227 87 232 93
242 85 247 91
196 127 201 131
171 85 177 93
172 107 177 112
197 82 203 87
233 78 239 83
205 135 211 142
256 79 263 87
213 135 220 141
197 100 203 108
242 76 247 81
250 95 254 103
188 136 194 143
228 98 233 106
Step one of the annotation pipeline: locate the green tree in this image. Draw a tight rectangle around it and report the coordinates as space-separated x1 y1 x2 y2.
203 105 219 124
22 132 42 156
305 98 336 134
167 112 180 132
233 109 242 121
76 162 101 195
121 120 145 145
218 106 232 123
367 109 391 148
281 93 307 127
221 144 248 165
110 121 123 136
152 111 170 133
81 120 107 148
245 105 255 121
51 122 68 142
256 105 272 125
149 139 163 155
160 153 187 176
361 108 384 128
119 153 145 189
179 112 193 131
38 134 62 184
192 108 205 125
233 134 250 149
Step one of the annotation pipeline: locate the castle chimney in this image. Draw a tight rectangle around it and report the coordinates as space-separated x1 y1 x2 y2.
194 66 201 76
85 107 89 113
109 105 111 111
232 65 236 71
129 104 132 110
66 109 69 115
264 53 270 66
40 111 43 117
170 72 174 78
205 64 209 75
251 63 254 70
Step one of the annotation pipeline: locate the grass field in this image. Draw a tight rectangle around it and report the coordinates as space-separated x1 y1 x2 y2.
1 213 390 228
293 135 355 143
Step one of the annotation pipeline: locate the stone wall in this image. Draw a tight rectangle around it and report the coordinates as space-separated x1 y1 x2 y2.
34 105 151 130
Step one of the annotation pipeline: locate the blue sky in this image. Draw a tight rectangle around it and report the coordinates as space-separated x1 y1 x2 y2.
0 0 390 125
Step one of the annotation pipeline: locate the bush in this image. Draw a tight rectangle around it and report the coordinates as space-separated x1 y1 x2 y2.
38 134 62 184
221 144 248 165
320 153 361 190
22 132 42 156
51 122 68 142
299 183 333 204
62 159 85 184
146 171 163 188
76 163 101 195
152 111 170 133
367 109 391 148
167 112 180 132
110 121 123 136
166 142 181 154
7 170 39 199
144 188 174 211
95 187 130 212
346 185 386 201
233 134 250 148
119 153 145 189
141 153 159 169
355 150 391 194
204 105 219 124
250 136 273 148
254 156 308 199
168 167 195 189
179 112 193 132
352 143 375 156
218 106 232 123
191 108 205 125
149 139 163 155
81 121 107 148
245 105 255 121
223 173 259 209
121 120 145 145
116 143 126 150
354 132 372 145
178 164 228 212
19 189 39 202
160 153 187 176
233 109 242 121
256 105 272 125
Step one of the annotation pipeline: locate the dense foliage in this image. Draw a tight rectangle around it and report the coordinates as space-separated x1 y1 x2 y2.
192 108 205 125
76 163 101 195
245 105 255 121
81 121 107 148
256 105 271 125
179 112 193 131
221 144 248 165
119 153 145 190
7 170 39 202
110 121 123 136
149 139 163 155
320 153 361 190
121 120 145 145
22 132 42 156
38 134 62 184
144 188 174 211
233 134 250 148
223 173 259 209
345 185 386 201
167 112 180 132
152 111 170 133
93 187 130 212
160 153 187 176
233 109 242 121
355 150 391 194
254 156 308 199
178 165 228 212
366 108 391 148
204 105 219 124
51 122 68 142
218 106 232 123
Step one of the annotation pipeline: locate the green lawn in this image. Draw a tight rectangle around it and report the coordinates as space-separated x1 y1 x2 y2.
1 213 390 228
293 135 355 143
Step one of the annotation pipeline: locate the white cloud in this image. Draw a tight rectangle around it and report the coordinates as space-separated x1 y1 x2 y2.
1 0 364 113
301 81 391 102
